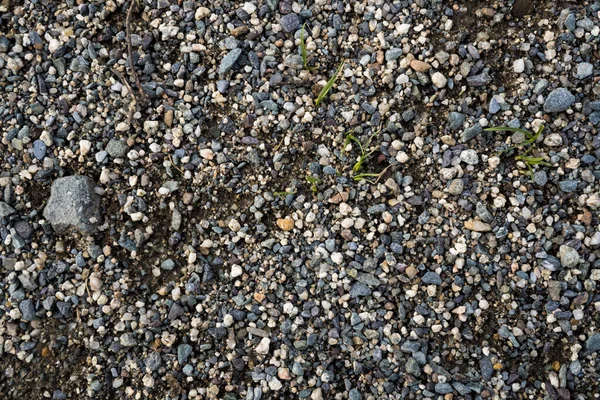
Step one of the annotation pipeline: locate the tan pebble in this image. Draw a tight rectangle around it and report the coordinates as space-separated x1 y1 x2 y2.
277 217 294 231
410 60 431 72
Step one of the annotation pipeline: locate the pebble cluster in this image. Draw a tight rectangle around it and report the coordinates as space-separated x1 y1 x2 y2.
1 0 600 399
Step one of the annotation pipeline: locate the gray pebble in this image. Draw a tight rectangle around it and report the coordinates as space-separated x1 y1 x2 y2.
544 88 575 113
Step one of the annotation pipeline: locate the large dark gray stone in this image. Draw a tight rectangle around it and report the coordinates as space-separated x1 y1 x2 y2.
43 175 101 234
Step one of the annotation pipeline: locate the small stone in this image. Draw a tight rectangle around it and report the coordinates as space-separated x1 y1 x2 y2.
576 62 593 79
533 170 548 186
348 389 362 400
280 13 300 32
435 382 453 395
431 72 447 88
218 48 243 74
144 352 162 372
19 299 36 321
448 112 465 130
559 245 579 268
513 58 525 73
385 48 403 61
543 133 563 147
422 271 442 285
178 344 193 364
460 149 479 165
255 337 271 355
277 217 294 231
350 282 372 298
544 88 575 113
33 140 47 160
461 123 482 142
0 202 16 219
465 219 492 232
410 60 431 72
466 72 492 86
43 176 102 234
161 259 175 271
586 334 600 352
106 139 128 158
447 179 464 195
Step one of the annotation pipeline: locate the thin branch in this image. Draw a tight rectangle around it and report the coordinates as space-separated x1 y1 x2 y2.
126 0 146 101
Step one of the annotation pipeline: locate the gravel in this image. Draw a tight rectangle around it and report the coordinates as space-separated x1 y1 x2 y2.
2 1 600 399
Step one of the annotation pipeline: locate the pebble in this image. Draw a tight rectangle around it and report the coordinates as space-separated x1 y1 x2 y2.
219 48 243 74
544 88 575 113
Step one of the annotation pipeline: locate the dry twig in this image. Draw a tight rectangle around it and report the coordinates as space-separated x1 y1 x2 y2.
126 0 146 101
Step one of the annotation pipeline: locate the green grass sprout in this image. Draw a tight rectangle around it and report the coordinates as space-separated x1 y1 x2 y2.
484 124 552 179
300 24 315 72
315 60 344 107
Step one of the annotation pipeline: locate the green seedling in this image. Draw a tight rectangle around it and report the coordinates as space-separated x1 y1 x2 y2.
353 172 380 183
300 24 315 72
315 60 344 107
484 125 552 179
345 130 379 173
305 175 322 194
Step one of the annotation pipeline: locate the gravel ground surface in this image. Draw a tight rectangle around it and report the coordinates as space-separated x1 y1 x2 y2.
1 0 600 399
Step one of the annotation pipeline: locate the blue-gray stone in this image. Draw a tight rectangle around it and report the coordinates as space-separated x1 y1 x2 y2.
586 334 600 352
0 201 16 219
589 101 600 111
452 382 472 395
489 97 501 114
323 166 337 175
589 112 600 125
576 62 593 80
218 48 243 74
178 344 193 364
466 72 491 87
533 170 548 186
559 180 578 193
564 14 576 31
533 79 549 94
461 123 482 142
385 48 403 61
367 204 385 214
448 112 465 130
182 364 194 375
280 13 300 32
216 80 229 93
349 389 362 400
161 259 175 270
480 356 493 380
19 299 36 321
144 352 162 371
435 382 453 394
422 271 442 285
33 140 47 160
349 282 371 298
544 88 575 113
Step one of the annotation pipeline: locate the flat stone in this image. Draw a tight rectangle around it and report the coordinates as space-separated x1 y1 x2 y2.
43 175 102 234
422 271 442 285
0 202 16 219
544 88 575 113
106 139 128 158
218 48 243 74
280 13 300 32
586 334 600 352
465 219 492 232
